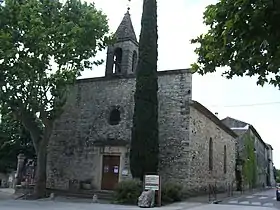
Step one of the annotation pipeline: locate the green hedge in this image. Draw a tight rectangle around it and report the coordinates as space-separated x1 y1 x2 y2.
161 182 183 203
114 180 184 205
113 179 142 205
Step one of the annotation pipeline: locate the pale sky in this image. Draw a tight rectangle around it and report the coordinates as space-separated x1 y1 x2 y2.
81 0 280 169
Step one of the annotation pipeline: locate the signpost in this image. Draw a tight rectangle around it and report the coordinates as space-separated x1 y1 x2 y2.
144 175 161 207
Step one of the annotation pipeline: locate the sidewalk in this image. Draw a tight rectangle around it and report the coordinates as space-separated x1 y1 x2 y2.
0 188 16 200
0 188 15 194
185 187 272 204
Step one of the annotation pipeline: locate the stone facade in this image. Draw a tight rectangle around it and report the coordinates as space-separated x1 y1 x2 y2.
47 69 192 190
46 71 236 193
46 11 237 194
222 117 270 188
187 103 236 192
266 144 276 187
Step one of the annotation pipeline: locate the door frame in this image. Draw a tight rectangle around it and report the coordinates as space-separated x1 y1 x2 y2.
98 146 128 190
101 155 121 190
99 154 122 190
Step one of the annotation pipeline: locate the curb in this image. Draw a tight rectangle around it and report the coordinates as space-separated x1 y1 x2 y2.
211 200 222 204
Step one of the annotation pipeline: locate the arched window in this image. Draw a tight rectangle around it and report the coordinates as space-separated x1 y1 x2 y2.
132 51 137 72
113 48 122 74
109 108 121 125
209 138 213 171
224 145 227 174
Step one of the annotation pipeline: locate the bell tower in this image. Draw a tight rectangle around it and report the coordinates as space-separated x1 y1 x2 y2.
105 9 139 77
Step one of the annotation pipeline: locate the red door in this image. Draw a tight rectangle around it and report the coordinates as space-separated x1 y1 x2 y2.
101 155 120 190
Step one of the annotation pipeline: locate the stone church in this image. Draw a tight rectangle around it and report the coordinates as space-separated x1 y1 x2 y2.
46 11 237 194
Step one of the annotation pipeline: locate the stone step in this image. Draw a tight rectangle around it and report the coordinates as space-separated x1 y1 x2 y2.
46 188 114 200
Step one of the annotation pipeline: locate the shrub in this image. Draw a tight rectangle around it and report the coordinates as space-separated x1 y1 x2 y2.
114 179 143 204
161 182 183 203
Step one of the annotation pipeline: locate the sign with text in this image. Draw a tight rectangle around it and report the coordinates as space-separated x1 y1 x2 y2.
144 175 160 191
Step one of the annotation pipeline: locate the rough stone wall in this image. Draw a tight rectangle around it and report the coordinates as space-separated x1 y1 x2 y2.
157 70 192 183
249 130 267 187
221 118 247 161
47 77 135 190
222 117 269 188
47 88 81 190
236 131 248 160
47 69 192 190
267 147 276 186
105 41 138 76
188 107 236 193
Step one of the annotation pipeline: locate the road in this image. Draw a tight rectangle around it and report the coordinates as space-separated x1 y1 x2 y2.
0 188 15 201
220 188 279 208
0 200 277 210
0 188 279 210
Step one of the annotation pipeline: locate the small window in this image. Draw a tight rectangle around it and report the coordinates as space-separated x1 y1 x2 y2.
113 48 122 74
132 51 137 72
209 137 213 171
109 108 121 125
224 145 227 174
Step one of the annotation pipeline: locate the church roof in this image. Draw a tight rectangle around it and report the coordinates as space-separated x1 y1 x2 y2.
115 11 138 45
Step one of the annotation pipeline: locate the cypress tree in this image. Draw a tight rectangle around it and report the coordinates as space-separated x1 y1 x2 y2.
130 0 159 180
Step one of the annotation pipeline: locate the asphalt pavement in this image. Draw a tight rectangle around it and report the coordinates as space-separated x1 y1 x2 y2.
0 188 15 201
0 188 279 210
220 188 280 208
0 200 277 210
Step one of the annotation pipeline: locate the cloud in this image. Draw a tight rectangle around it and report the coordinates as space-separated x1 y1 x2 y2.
81 0 214 77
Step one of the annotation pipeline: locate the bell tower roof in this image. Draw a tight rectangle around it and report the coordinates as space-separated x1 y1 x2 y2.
105 9 139 77
115 11 138 45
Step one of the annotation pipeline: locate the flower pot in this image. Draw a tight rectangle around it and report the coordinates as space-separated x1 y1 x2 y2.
82 183 92 190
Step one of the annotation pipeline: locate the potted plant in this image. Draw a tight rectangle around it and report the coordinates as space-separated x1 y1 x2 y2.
81 179 92 190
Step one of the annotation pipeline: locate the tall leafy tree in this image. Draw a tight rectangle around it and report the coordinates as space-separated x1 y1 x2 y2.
130 0 159 179
0 0 110 198
0 109 35 173
191 0 280 87
275 168 280 183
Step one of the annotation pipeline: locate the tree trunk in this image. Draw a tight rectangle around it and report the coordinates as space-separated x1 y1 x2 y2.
11 106 54 199
33 139 47 198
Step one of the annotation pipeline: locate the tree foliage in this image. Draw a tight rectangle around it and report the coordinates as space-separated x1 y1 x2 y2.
243 134 257 188
275 168 280 183
130 0 159 179
191 0 280 87
0 109 35 173
0 0 110 197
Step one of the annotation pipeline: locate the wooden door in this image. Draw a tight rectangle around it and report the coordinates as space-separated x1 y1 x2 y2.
101 155 120 190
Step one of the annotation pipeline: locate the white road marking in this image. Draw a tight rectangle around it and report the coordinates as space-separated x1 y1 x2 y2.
228 200 238 204
251 202 261 205
239 201 250 204
273 197 276 200
245 196 254 199
263 203 274 207
259 196 268 199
